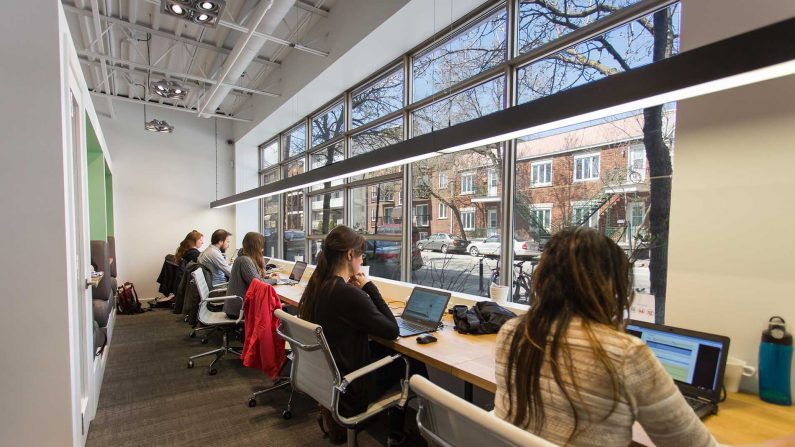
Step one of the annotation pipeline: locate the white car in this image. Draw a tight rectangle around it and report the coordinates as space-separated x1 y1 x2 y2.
467 235 541 259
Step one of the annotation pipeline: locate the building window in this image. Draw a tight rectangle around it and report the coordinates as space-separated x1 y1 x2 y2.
371 208 377 222
461 209 475 231
629 201 645 229
439 172 448 189
415 204 430 226
574 153 600 181
383 207 394 224
532 207 552 232
531 160 552 186
488 169 498 196
628 144 646 182
573 205 597 229
461 172 474 194
438 203 448 219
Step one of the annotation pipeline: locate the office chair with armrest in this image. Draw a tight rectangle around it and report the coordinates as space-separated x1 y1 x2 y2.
186 269 243 376
409 375 559 447
274 309 410 447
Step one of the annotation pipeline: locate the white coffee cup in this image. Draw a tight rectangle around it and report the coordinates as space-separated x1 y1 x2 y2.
490 284 510 303
294 255 304 262
723 356 756 393
359 265 370 277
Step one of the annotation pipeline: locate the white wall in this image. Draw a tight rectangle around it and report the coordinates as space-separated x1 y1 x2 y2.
0 3 77 446
666 0 795 392
99 102 235 299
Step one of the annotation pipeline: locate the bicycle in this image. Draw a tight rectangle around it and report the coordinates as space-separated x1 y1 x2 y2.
490 258 537 305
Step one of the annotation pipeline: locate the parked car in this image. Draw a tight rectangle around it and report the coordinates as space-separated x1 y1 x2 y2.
415 233 468 254
467 234 541 259
364 240 424 271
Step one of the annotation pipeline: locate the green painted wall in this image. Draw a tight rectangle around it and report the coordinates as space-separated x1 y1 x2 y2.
105 163 114 236
86 118 107 241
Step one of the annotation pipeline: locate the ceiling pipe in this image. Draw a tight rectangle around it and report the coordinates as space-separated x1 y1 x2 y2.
197 0 296 118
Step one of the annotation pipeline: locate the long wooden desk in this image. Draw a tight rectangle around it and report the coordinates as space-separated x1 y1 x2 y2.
272 279 795 445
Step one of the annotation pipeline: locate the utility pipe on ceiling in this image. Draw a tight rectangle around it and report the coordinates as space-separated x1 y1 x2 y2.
197 0 296 118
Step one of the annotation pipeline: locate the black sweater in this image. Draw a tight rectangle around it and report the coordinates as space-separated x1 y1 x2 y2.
312 277 399 414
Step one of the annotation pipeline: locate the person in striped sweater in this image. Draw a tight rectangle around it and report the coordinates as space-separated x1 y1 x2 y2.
495 227 716 447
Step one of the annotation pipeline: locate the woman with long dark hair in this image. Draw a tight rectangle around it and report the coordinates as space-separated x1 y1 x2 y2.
175 230 203 266
224 232 279 318
298 225 409 445
495 227 716 446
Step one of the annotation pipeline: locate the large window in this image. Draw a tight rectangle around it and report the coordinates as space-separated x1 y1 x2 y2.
351 67 404 128
283 123 306 160
516 3 680 105
412 76 505 137
284 191 305 262
412 6 507 103
411 147 503 297
350 181 403 281
253 0 679 317
312 101 345 147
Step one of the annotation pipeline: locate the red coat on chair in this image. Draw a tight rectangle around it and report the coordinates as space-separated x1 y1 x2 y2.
241 278 285 379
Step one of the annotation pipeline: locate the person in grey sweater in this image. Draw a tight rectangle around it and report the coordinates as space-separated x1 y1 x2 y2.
224 232 279 318
197 229 233 287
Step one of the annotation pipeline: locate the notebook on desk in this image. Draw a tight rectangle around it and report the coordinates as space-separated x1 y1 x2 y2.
396 287 451 337
626 320 730 419
276 261 307 285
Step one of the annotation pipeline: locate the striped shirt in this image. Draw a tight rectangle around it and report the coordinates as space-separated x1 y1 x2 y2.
495 317 717 447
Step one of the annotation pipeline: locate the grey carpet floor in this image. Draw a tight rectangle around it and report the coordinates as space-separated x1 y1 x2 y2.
87 309 427 447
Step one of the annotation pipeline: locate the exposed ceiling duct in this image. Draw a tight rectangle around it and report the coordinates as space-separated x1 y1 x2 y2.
197 0 297 118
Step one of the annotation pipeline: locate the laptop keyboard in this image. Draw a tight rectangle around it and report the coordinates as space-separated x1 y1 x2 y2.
684 396 712 417
398 319 429 334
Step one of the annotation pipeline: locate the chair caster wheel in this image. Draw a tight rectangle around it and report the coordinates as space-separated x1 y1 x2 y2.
248 399 257 408
189 331 196 338
209 368 218 376
282 410 292 420
187 360 194 369
183 315 188 322
201 337 208 344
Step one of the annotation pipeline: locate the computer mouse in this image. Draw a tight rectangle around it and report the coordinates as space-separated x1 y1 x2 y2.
416 333 437 344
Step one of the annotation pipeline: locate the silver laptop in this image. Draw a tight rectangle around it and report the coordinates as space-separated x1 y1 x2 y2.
276 261 307 285
396 287 452 337
626 320 730 419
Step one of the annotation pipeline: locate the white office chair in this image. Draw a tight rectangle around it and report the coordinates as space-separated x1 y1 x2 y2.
274 308 410 447
186 269 243 376
409 375 559 447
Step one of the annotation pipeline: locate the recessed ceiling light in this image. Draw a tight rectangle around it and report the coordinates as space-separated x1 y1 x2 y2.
196 13 209 22
161 0 225 27
199 2 215 11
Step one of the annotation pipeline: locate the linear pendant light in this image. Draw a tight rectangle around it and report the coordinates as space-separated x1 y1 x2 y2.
211 17 795 209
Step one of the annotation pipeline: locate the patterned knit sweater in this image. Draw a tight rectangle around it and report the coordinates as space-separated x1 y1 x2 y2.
495 317 718 447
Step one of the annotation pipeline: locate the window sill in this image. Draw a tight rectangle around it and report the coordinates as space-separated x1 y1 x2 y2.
531 183 552 188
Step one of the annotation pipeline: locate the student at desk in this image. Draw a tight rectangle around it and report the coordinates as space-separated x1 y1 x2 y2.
224 232 279 319
298 225 418 446
174 230 203 267
495 228 717 447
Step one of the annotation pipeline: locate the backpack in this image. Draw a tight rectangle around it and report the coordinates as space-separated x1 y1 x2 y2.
117 282 145 314
452 301 517 334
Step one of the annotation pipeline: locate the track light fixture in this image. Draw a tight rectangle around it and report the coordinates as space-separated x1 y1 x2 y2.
161 0 225 27
143 105 174 133
150 79 189 100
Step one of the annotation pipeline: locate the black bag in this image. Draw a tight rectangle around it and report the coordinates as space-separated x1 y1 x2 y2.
117 282 145 314
453 301 516 334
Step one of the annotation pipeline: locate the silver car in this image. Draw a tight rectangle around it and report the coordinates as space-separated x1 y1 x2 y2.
416 233 468 254
467 235 540 259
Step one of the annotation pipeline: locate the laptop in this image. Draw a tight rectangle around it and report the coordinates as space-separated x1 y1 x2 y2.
396 287 452 337
626 320 730 419
276 261 307 285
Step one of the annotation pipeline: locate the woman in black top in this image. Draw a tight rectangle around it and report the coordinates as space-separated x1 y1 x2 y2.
298 225 414 445
175 230 203 266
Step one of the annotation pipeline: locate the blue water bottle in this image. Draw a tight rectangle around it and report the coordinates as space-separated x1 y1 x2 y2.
759 316 792 405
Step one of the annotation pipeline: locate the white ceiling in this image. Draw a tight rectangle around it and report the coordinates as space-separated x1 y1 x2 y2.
62 0 336 121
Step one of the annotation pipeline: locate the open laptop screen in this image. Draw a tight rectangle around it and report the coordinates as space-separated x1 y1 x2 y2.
289 261 307 281
402 287 451 326
626 320 729 400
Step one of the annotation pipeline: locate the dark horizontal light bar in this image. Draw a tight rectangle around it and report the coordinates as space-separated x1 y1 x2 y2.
211 17 795 209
